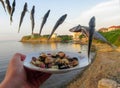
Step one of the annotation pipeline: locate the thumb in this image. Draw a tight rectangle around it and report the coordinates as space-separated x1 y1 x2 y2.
14 53 26 61
10 53 26 65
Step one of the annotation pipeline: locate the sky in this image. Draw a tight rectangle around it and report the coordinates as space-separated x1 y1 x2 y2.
0 0 120 41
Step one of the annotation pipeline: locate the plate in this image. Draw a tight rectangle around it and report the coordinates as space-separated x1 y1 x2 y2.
23 51 90 74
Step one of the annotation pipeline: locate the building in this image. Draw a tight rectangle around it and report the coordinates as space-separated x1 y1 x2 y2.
99 28 108 32
108 26 120 32
72 32 81 41
51 33 57 38
99 26 120 32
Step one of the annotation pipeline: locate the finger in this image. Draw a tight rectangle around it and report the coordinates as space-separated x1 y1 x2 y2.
25 67 52 76
32 72 51 86
37 73 51 85
29 72 51 87
25 68 52 76
38 72 51 80
8 54 24 70
11 53 22 63
10 53 26 66
20 54 26 61
25 67 51 85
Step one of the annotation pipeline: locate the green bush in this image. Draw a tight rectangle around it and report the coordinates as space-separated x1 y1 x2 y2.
58 35 72 42
23 35 31 40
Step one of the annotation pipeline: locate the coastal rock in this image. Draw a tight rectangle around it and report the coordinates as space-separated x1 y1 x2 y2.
98 78 117 88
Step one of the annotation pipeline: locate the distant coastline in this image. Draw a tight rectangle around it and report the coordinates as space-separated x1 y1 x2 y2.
20 35 88 45
20 34 73 43
20 37 61 43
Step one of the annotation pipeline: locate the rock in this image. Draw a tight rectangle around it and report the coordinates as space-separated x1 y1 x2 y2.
98 78 117 88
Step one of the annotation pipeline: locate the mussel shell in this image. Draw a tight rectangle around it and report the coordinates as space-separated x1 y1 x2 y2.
59 65 70 69
72 57 78 61
39 56 45 62
32 57 37 61
56 63 69 69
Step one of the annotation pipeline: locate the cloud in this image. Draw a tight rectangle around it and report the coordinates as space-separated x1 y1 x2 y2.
71 0 120 30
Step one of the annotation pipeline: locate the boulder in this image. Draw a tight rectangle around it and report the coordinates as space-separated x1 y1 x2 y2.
98 78 117 88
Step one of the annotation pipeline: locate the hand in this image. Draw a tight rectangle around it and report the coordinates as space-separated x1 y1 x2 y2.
0 53 51 88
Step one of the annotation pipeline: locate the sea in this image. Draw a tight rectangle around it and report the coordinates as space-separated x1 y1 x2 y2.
0 40 88 88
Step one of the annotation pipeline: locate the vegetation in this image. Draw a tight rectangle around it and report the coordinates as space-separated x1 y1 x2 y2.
58 35 72 42
22 35 31 40
99 29 120 46
42 34 50 38
79 34 86 39
20 34 72 42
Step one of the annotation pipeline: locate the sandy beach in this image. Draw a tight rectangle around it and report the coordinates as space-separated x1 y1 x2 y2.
67 43 120 88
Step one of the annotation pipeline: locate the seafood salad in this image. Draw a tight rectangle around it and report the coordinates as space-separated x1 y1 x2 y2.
30 51 79 69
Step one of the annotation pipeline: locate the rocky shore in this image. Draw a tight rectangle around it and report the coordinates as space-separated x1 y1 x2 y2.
66 43 120 88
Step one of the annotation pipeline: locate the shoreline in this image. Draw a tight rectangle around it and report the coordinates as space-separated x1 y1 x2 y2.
20 39 88 45
66 43 120 88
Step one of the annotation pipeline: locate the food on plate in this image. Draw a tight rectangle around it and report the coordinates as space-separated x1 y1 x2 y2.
30 51 79 69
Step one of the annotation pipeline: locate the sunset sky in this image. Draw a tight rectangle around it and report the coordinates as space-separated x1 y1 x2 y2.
0 0 120 40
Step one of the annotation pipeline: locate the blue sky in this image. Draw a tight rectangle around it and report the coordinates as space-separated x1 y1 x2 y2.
0 0 120 40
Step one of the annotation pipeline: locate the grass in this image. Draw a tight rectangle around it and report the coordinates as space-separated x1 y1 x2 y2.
99 29 120 46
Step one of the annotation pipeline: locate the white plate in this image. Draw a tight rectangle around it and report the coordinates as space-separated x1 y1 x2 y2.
23 51 90 74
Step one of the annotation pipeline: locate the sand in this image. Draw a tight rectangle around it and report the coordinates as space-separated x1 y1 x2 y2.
67 43 120 88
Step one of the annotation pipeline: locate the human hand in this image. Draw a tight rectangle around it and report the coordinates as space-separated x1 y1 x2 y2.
0 53 51 88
